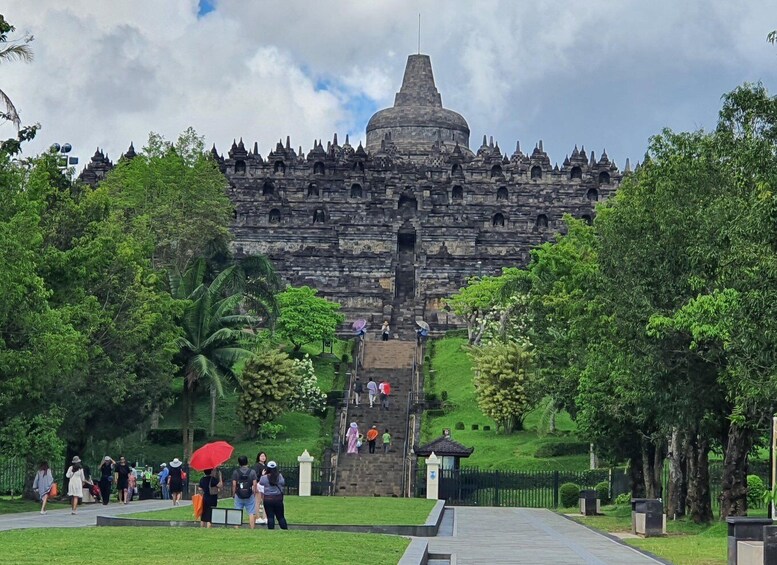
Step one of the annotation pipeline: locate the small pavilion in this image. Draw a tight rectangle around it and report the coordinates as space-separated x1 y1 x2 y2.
414 428 474 470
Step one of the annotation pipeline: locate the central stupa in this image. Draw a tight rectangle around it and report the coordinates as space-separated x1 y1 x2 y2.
365 54 471 159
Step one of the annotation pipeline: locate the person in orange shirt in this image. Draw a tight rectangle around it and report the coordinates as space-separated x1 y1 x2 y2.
366 425 379 454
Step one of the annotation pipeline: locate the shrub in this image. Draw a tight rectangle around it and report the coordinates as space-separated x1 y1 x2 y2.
442 401 457 414
455 421 465 430
534 442 589 458
559 482 580 508
614 492 631 506
426 409 445 418
471 424 479 430
325 390 344 406
258 422 286 440
483 425 491 431
748 475 765 509
595 481 610 504
441 390 449 401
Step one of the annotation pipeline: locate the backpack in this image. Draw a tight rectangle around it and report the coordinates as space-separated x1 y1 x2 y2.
236 470 253 499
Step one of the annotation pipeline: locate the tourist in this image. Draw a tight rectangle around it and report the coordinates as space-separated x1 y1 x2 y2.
381 320 390 341
115 455 131 504
98 456 115 505
379 379 391 410
253 452 268 525
346 422 360 455
352 377 363 406
382 429 391 454
66 456 85 515
232 455 258 529
32 461 54 515
158 462 170 500
168 458 184 506
127 467 137 502
357 432 365 454
366 425 379 454
367 377 378 408
197 468 222 528
260 461 288 530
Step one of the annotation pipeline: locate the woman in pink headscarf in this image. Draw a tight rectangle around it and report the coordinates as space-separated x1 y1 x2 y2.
346 422 360 455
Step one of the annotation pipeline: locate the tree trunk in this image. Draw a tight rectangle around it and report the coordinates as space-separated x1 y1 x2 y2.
210 385 216 437
150 407 160 430
686 432 713 523
667 427 684 519
549 410 557 434
630 454 646 498
720 422 753 518
641 437 656 498
653 438 664 499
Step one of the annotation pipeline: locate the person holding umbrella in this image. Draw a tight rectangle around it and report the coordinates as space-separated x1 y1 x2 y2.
197 468 222 528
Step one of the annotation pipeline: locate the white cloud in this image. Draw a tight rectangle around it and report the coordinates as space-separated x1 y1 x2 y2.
1 0 776 168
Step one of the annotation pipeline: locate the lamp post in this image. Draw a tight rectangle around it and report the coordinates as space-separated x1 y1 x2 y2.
49 143 78 172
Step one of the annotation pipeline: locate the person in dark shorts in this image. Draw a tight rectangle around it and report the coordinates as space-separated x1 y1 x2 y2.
115 456 131 504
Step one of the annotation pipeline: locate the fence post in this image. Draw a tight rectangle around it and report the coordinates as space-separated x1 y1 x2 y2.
494 470 500 507
297 450 314 497
426 452 441 500
553 471 560 509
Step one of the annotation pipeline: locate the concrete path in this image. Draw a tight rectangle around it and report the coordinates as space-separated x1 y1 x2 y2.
0 500 190 532
427 507 664 565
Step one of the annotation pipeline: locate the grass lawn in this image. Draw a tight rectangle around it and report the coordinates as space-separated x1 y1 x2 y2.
0 496 69 514
127 495 436 526
0 527 408 565
572 504 726 565
423 337 589 471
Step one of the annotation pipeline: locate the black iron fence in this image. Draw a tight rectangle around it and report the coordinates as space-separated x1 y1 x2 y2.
415 466 609 508
0 457 26 495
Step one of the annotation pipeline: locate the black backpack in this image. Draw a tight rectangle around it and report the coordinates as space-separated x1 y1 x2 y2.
236 470 253 499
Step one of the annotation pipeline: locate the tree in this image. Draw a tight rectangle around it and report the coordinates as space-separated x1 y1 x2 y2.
275 286 344 351
446 275 505 345
172 259 258 458
469 341 540 433
237 349 301 435
288 354 326 414
100 129 234 273
0 15 38 154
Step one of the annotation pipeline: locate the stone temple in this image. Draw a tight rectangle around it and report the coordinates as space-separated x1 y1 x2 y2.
80 54 623 334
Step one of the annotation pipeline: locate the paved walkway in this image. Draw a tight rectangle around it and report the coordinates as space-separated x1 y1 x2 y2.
427 507 664 564
0 500 190 532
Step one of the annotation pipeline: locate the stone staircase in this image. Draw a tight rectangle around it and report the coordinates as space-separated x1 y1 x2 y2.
335 340 416 497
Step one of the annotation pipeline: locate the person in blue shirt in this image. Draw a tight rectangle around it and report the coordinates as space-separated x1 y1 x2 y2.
158 463 170 500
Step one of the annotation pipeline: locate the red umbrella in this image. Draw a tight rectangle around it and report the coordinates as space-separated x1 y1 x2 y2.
189 441 234 471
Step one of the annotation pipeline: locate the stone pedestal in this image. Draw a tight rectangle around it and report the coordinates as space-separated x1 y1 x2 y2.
426 452 441 500
297 450 314 497
633 499 665 537
727 517 773 565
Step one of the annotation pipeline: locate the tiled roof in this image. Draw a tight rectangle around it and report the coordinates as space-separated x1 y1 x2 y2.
414 435 474 458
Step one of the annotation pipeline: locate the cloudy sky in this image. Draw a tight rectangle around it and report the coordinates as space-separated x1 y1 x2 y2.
2 1 776 170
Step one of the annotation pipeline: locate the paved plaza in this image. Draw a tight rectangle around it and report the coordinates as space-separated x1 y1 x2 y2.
428 507 665 564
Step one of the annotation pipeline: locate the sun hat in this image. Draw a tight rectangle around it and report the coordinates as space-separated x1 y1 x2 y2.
104 456 111 461
350 422 357 428
170 458 182 468
266 461 277 469
71 456 81 464
160 462 167 467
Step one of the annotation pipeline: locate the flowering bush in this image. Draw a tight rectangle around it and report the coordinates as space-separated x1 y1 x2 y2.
289 355 327 414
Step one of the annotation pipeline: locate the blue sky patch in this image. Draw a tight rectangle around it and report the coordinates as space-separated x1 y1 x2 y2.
198 0 216 17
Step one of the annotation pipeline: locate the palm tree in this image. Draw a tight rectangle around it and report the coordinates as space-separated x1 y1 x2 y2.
0 16 33 130
171 259 258 459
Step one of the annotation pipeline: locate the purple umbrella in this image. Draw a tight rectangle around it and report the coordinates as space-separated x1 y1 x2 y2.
352 319 367 332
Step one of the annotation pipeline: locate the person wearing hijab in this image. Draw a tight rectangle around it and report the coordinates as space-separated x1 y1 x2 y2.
346 422 360 455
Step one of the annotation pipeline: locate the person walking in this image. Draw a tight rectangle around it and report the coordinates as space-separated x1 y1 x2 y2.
168 458 184 506
352 377 363 406
379 379 391 410
381 320 390 341
232 455 258 529
32 461 54 515
197 468 222 528
98 456 114 505
115 456 131 504
345 422 360 455
127 468 137 502
366 425 379 454
253 452 268 525
367 377 378 408
260 461 288 530
382 429 391 454
158 463 170 500
66 456 85 515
